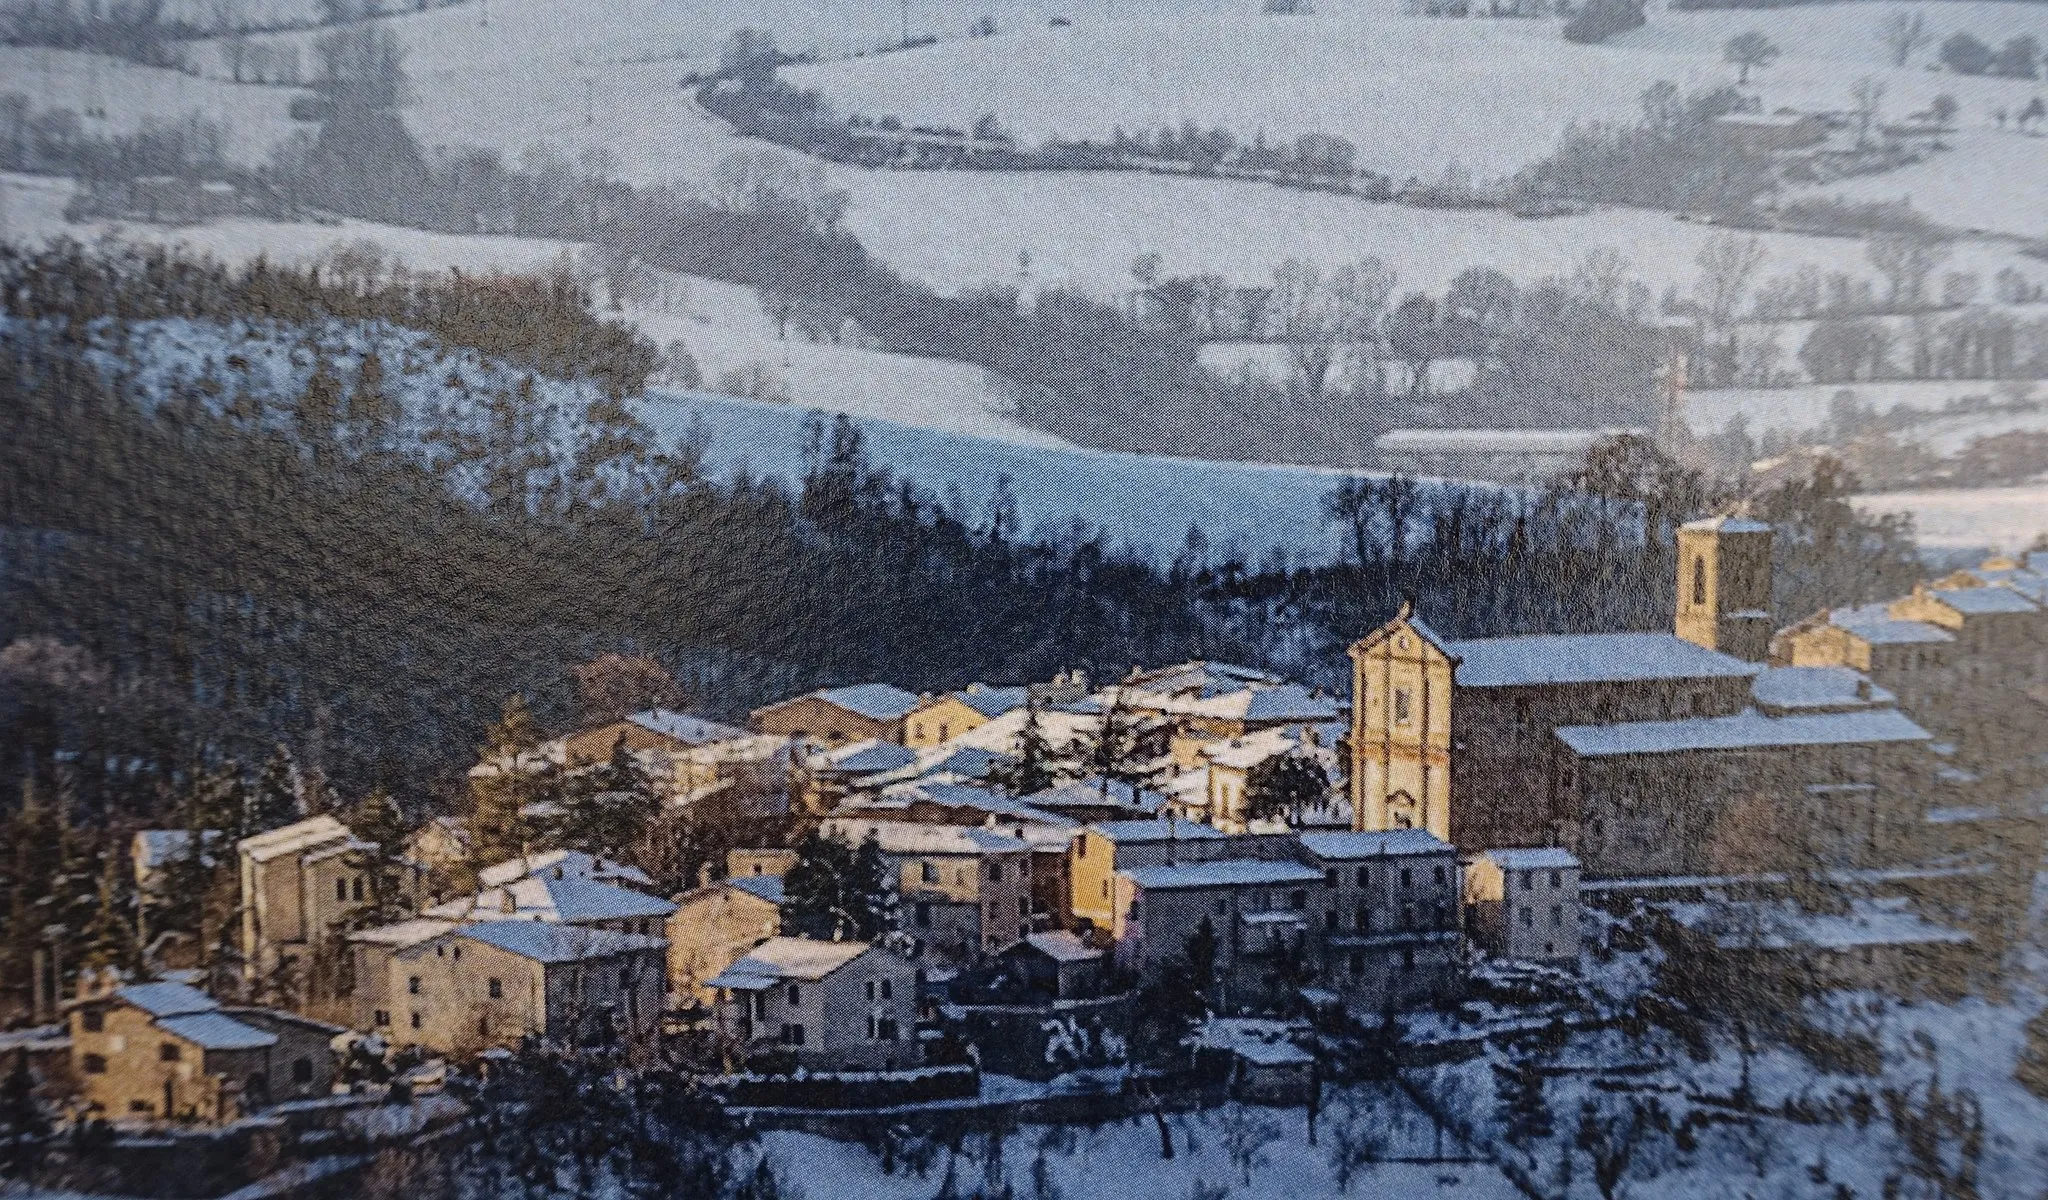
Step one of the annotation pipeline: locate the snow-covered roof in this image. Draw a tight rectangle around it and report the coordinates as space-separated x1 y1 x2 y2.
1088 818 1230 844
820 739 920 775
1660 896 1971 951
860 781 1066 826
1120 859 1323 890
1195 1017 1315 1066
1931 587 2040 615
425 875 676 924
862 744 1015 787
1556 708 1931 758
1682 514 1772 534
1751 667 1892 713
947 684 1032 719
1477 847 1580 870
1832 605 1953 645
1026 778 1169 815
155 1011 276 1051
1124 660 1285 699
239 815 353 863
812 683 923 721
1299 830 1453 860
114 981 218 1018
710 936 873 985
1018 931 1102 963
478 849 653 889
1443 632 1759 688
1201 725 1328 771
819 818 1031 857
624 709 748 745
456 921 666 964
724 875 786 905
347 919 459 948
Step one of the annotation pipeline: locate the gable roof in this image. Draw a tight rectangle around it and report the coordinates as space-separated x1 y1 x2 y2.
820 818 1032 856
1026 777 1168 815
1751 667 1892 714
1299 830 1453 860
1088 818 1230 844
707 936 873 987
624 709 748 745
478 849 654 889
820 739 920 775
238 815 353 863
1557 708 1931 758
1931 587 2040 615
1831 605 1953 645
155 1011 277 1051
947 684 1033 720
813 683 923 721
1122 859 1323 890
1017 931 1103 963
425 875 677 924
456 921 666 964
347 918 459 949
114 981 219 1018
1442 632 1760 688
1478 847 1581 870
723 874 786 905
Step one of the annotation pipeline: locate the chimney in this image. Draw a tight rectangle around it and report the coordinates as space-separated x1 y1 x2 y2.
497 890 515 915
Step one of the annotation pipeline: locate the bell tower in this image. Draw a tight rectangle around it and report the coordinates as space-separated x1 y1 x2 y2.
1675 515 1774 662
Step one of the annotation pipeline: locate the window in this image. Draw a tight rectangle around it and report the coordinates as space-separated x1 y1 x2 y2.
988 863 1003 883
1099 880 1109 900
159 1042 181 1062
866 981 877 1002
938 724 950 741
620 968 632 989
1355 905 1370 931
351 877 364 903
1521 906 1534 928
1325 910 1338 931
1325 869 1339 888
912 722 925 741
1400 868 1413 888
1214 898 1227 915
1394 688 1413 725
1692 556 1707 607
1076 840 1087 859
879 979 893 1000
1551 905 1563 927
780 1023 806 1046
877 1018 899 1041
750 993 767 1021
478 1016 490 1039
410 1013 422 1029
1549 870 1562 888
1401 903 1414 928
1018 897 1029 917
292 1058 313 1084
786 985 801 1007
128 1100 150 1113
1348 951 1364 975
921 861 939 884
374 1010 390 1027
1520 871 1533 891
1290 889 1308 911
1401 947 1416 970
1355 867 1369 887
915 901 932 927
81 1010 103 1033
336 878 348 902
82 1054 107 1075
1433 865 1446 886
408 976 421 995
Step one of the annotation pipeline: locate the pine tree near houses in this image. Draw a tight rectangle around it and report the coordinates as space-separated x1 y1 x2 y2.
0 1046 51 1182
341 787 413 931
552 734 659 858
1243 752 1330 824
1494 1053 1554 1160
782 830 895 942
249 745 302 834
468 693 553 870
987 697 1059 797
1073 688 1160 796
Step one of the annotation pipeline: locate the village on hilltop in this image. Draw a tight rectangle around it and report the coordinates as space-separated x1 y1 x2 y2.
6 515 2045 1190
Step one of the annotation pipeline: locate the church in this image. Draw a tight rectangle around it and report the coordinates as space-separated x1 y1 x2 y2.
1348 517 1941 879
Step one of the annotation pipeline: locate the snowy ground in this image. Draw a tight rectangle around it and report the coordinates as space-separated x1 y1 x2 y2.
1854 483 2048 552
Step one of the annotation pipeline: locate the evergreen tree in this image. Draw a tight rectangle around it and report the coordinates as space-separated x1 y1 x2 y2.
1072 688 1160 795
986 698 1059 797
0 1047 51 1182
249 745 302 832
1494 1054 1554 1158
1243 753 1330 824
781 830 894 942
469 694 550 869
341 787 413 930
552 734 659 857
294 359 344 452
79 847 138 975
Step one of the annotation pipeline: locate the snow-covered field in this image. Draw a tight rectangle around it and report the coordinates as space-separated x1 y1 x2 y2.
1855 483 2048 551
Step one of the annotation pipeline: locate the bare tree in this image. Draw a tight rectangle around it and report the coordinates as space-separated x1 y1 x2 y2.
1268 257 1397 402
1574 1098 1662 1200
1217 1104 1282 1188
1692 233 1768 382
1877 11 1931 68
1325 1094 1388 1192
1723 31 1780 85
1866 232 1952 310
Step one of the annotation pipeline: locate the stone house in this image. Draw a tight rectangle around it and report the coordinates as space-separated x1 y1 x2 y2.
667 875 784 1004
558 708 749 766
364 922 666 1054
706 938 920 1071
1297 831 1464 1012
905 684 1031 748
1068 819 1235 931
820 818 1034 967
421 870 675 938
1463 847 1580 964
238 816 424 985
751 683 922 747
993 931 1105 1000
67 980 338 1124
